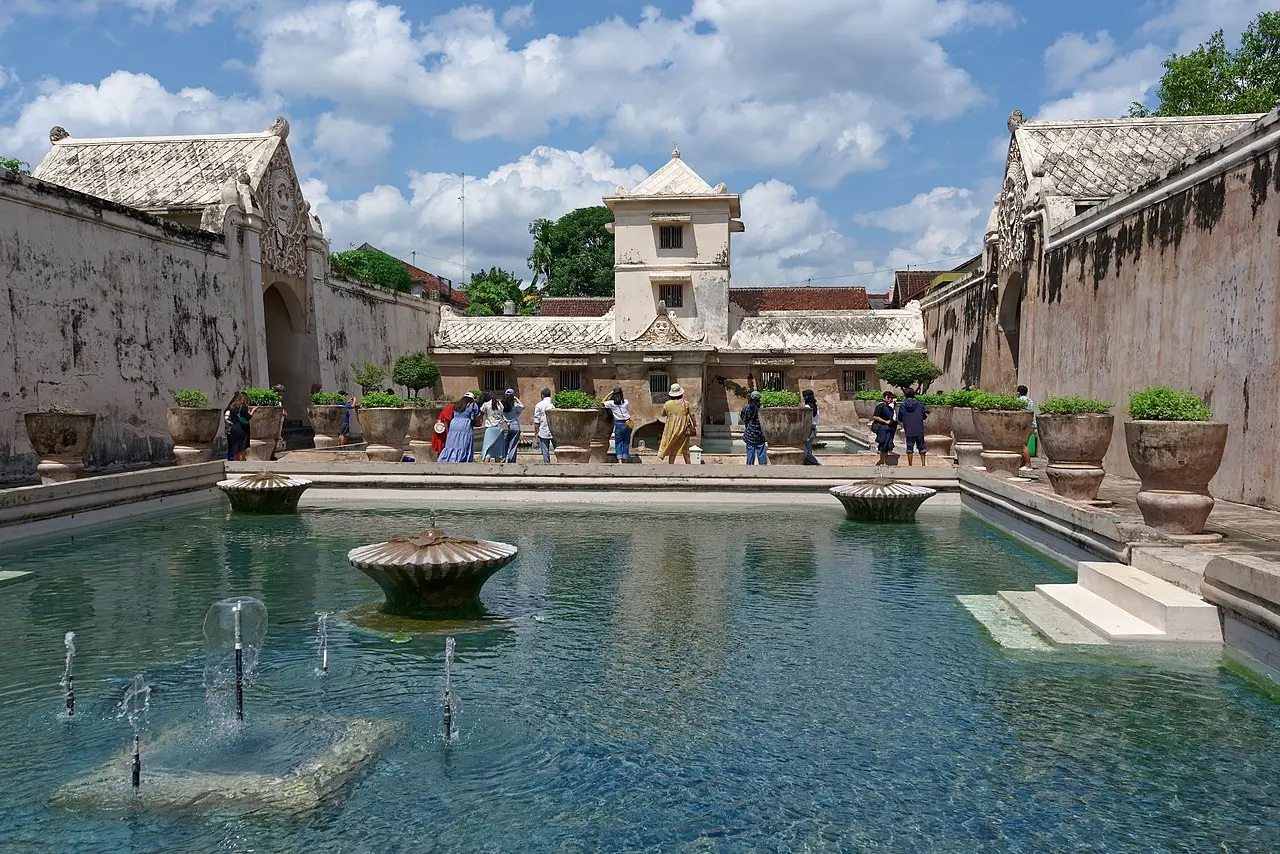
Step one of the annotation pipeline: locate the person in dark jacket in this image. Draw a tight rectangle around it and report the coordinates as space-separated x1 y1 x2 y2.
741 391 768 465
871 391 897 465
896 388 929 466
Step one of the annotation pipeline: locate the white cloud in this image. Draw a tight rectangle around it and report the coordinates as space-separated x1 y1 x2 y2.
500 3 533 29
856 186 983 270
1043 31 1116 92
1036 44 1164 119
1140 0 1278 52
311 112 392 169
733 180 853 285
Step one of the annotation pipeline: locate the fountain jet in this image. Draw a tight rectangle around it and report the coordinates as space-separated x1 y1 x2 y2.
117 674 150 790
443 637 458 742
60 631 76 717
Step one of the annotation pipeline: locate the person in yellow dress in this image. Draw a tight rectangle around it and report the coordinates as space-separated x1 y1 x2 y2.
657 383 694 464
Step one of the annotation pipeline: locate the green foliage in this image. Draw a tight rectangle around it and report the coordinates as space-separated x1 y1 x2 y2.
552 390 602 409
1 155 30 174
331 249 414 293
1129 12 1280 117
970 392 1029 412
854 390 885 401
916 393 951 406
947 389 982 407
350 361 388 395
244 388 282 406
760 390 802 408
874 350 942 393
1040 396 1113 416
361 391 405 408
405 396 446 408
527 217 554 291
311 391 347 405
464 267 531 316
172 389 209 407
392 351 440 396
1127 387 1212 421
530 206 616 297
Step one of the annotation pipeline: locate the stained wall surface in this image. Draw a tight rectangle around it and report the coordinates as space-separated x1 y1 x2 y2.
313 278 439 396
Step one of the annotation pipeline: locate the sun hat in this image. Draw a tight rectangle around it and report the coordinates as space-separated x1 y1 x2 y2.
505 388 515 395
669 383 684 398
463 391 475 400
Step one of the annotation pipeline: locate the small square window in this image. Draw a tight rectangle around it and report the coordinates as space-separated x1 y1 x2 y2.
648 372 670 396
760 371 785 392
659 284 684 308
842 370 867 393
558 370 582 392
659 226 684 250
482 370 506 393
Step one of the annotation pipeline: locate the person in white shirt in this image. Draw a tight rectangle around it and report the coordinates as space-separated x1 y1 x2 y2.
479 393 510 462
502 388 525 463
603 385 632 462
532 387 555 464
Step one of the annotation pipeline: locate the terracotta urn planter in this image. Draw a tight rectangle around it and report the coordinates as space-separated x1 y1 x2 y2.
407 403 446 461
308 405 348 450
950 407 983 469
166 407 222 465
759 406 812 465
923 404 954 459
1038 413 1114 501
1125 421 1228 535
246 406 284 461
547 409 602 463
972 409 1033 476
24 412 96 484
587 410 614 464
360 407 412 462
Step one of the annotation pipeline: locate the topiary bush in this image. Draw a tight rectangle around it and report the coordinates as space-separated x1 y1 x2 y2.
552 390 603 409
947 389 982 407
916 393 951 406
361 391 405 408
1127 388 1211 421
760 390 802 407
854 390 885 401
392 351 440 397
311 391 347 405
875 350 942 392
1040 396 1113 416
970 392 1029 412
172 389 209 407
244 388 282 406
350 361 388 395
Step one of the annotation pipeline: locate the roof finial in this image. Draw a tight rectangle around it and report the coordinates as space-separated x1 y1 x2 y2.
671 144 681 160
49 126 70 144
1007 109 1025 134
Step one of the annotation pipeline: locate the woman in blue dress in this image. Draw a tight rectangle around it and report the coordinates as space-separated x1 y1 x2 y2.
438 392 479 463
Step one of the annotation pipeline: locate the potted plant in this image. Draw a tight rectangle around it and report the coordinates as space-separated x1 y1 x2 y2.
874 350 942 397
359 391 410 462
970 392 1033 476
23 403 96 484
917 393 954 459
853 390 882 421
947 389 984 468
309 391 349 449
1037 396 1114 501
243 387 284 461
1124 388 1227 535
546 390 605 463
166 389 221 465
757 390 810 465
405 397 448 461
392 351 440 400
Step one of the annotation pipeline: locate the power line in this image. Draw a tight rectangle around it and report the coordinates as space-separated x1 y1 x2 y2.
738 254 976 289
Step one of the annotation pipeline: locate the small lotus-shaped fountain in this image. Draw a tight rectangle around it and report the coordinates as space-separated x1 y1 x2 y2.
217 472 312 513
348 529 518 616
830 478 937 523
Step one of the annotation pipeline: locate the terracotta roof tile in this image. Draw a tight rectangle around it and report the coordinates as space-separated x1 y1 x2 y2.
890 271 945 307
538 297 615 317
731 287 870 312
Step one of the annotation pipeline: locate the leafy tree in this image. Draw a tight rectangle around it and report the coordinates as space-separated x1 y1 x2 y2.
330 249 414 293
875 350 942 393
350 361 388 395
392 351 440 398
1129 12 1280 117
527 217 554 290
464 267 531 316
527 206 615 297
0 156 30 174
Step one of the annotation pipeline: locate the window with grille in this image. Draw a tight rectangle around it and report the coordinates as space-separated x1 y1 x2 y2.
760 371 785 392
659 226 684 249
558 370 582 392
482 370 506 393
659 284 684 308
648 372 670 396
842 370 868 393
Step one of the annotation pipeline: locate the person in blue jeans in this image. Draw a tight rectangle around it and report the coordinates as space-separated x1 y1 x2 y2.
871 391 898 465
741 391 768 465
895 388 929 466
603 386 632 462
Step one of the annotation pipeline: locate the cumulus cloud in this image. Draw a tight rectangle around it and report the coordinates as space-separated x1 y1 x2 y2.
1043 31 1116 92
1036 43 1165 119
733 180 854 285
856 186 984 271
311 112 392 169
1140 0 1279 51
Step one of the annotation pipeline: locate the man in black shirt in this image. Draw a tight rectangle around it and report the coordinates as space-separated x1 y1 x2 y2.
871 391 898 465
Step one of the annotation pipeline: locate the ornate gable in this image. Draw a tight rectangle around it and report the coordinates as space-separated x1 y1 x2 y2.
996 132 1029 273
621 312 706 349
259 143 308 282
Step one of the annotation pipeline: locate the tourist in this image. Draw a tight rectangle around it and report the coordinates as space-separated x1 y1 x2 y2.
479 392 509 462
503 389 525 464
338 390 355 445
272 383 287 453
741 390 768 465
224 392 251 462
431 399 454 462
656 383 694 464
802 389 821 466
896 388 929 466
532 387 555 463
872 391 898 465
438 392 480 463
1018 384 1038 471
604 386 632 462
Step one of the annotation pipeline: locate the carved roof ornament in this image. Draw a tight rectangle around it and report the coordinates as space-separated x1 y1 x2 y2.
267 116 290 140
627 312 704 347
1007 109 1025 134
261 145 307 281
996 135 1029 273
49 126 70 144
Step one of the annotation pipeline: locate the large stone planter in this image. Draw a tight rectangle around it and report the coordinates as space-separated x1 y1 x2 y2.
247 406 284 461
360 407 412 462
547 409 602 463
407 404 446 462
166 407 221 465
1125 420 1228 535
923 404 954 458
950 407 983 469
24 412 96 484
759 406 812 465
308 405 348 450
972 409 1033 476
587 411 614 463
854 399 876 421
1039 413 1114 501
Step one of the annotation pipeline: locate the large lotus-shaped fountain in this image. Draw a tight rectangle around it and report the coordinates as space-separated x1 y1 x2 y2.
217 472 312 513
348 529 518 616
830 478 937 523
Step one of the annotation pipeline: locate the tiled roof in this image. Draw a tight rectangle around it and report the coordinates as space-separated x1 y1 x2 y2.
729 311 924 353
357 243 467 306
890 271 946 307
538 297 616 317
731 287 870 312
1015 115 1261 200
434 309 614 352
627 149 716 196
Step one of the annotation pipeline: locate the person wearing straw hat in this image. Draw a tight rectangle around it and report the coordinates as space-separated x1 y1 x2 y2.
657 383 695 464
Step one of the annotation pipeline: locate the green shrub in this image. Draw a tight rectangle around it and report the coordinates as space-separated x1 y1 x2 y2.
392 351 440 397
552 390 602 409
361 391 404 408
1127 387 1211 421
350 361 388 395
970 392 1029 412
311 391 347 405
1040 396 1113 416
854 390 884 401
874 350 942 392
760 390 802 408
331 249 413 293
404 397 447 408
172 389 209 407
244 388 282 406
947 389 982 407
916 393 950 406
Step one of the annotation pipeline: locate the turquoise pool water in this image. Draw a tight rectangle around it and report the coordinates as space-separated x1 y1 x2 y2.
1 500 1277 852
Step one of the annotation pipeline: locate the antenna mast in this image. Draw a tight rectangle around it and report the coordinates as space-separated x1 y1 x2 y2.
459 174 467 277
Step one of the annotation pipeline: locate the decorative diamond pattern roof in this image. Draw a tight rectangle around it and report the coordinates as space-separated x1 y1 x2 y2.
434 311 615 353
729 311 924 353
628 149 715 196
1016 115 1260 199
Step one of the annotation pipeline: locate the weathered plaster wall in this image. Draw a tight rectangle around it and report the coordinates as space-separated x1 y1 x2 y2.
922 277 995 391
0 173 251 482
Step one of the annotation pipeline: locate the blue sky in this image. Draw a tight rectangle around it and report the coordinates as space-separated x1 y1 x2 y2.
0 0 1274 291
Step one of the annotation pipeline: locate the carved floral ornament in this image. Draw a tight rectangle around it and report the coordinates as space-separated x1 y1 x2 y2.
627 313 704 347
996 130 1029 273
261 145 309 282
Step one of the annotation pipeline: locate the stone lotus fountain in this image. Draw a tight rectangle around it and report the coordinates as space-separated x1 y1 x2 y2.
349 529 518 616
217 472 312 513
830 478 937 523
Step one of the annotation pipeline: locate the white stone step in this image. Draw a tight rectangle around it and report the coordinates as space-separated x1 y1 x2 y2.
956 595 1052 650
1036 583 1167 642
1077 561 1221 641
1128 547 1214 593
998 590 1107 645
0 570 33 588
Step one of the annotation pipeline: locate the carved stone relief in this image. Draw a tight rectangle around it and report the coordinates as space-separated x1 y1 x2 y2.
629 314 703 347
997 136 1029 273
261 144 308 282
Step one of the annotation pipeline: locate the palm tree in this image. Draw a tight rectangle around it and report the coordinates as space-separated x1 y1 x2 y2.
527 218 554 291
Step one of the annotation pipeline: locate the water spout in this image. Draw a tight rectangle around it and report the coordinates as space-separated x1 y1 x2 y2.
316 611 333 675
233 602 244 721
117 674 150 790
443 637 458 742
60 631 76 717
